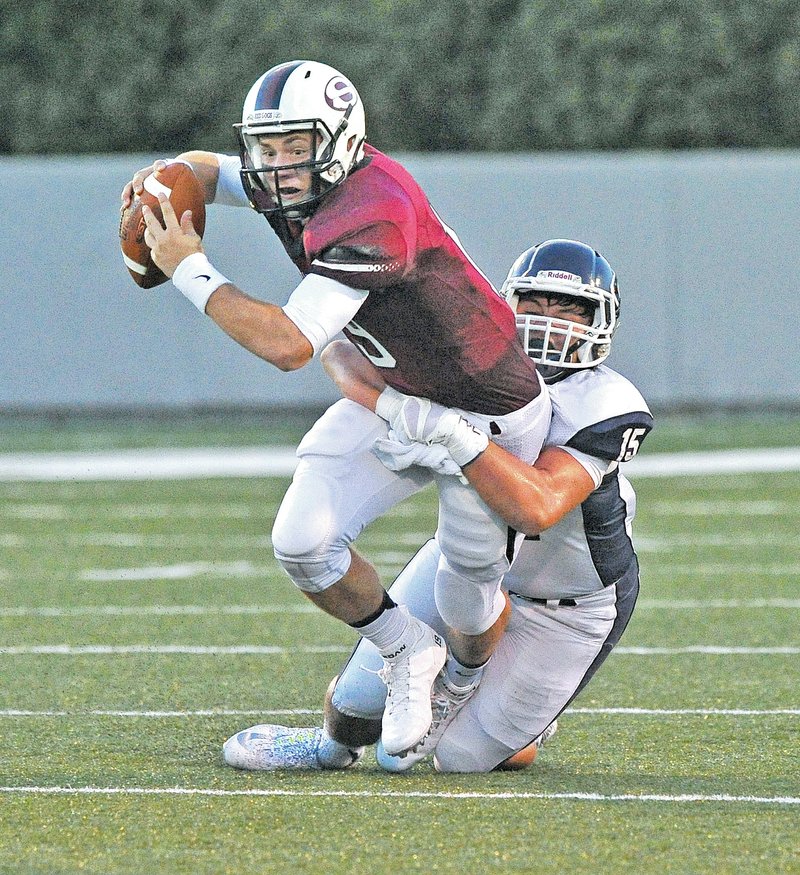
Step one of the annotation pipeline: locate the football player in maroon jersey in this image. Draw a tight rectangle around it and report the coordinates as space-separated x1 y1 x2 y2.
122 60 550 758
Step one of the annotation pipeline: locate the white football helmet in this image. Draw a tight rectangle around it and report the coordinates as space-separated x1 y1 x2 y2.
235 60 366 218
502 239 620 382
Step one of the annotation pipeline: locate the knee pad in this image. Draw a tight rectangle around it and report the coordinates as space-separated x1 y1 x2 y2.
434 556 507 636
271 472 351 594
273 550 351 594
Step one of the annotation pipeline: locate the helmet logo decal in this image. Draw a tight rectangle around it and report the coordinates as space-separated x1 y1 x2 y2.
325 76 358 111
537 270 582 283
248 109 283 123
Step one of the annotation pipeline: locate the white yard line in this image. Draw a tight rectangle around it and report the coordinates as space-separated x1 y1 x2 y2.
1 446 799 482
646 564 800 576
0 645 353 655
636 598 800 609
0 786 796 804
79 561 274 582
0 447 300 481
0 604 319 617
77 553 408 582
0 644 796 655
0 707 796 718
0 532 789 550
1 598 797 618
647 500 795 516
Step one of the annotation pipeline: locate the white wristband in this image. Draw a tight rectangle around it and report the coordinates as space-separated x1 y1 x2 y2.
172 252 230 313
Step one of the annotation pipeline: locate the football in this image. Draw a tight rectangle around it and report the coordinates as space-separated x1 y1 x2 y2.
119 160 207 288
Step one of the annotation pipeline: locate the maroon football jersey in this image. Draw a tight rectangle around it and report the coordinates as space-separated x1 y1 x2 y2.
272 145 540 415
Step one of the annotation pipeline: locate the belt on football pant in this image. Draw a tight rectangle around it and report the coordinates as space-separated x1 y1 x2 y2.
508 591 578 608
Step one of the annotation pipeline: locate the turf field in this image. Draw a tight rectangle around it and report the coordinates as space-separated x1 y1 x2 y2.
0 413 798 874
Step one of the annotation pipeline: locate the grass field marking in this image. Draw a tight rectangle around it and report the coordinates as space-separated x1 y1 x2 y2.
646 563 800 576
3 502 259 520
616 645 800 655
0 786 797 804
0 645 352 655
647 499 794 516
71 557 800 583
73 533 274 548
80 553 416 582
5 497 794 520
625 446 800 477
0 709 323 717
1 531 788 550
0 645 797 655
0 604 319 617
0 531 431 549
3 445 800 481
2 599 797 617
80 561 275 582
1 707 796 718
636 533 796 549
566 707 800 715
0 447 300 481
636 598 800 609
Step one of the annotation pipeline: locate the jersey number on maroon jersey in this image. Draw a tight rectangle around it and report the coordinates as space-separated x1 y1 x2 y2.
346 319 397 368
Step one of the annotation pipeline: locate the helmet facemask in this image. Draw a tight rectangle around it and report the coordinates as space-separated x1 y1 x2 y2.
236 110 356 220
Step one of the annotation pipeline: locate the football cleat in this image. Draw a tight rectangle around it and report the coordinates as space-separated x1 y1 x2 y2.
222 724 362 771
378 614 447 757
376 671 479 772
537 719 558 748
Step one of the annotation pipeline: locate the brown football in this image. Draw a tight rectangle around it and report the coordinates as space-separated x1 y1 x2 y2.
119 161 207 288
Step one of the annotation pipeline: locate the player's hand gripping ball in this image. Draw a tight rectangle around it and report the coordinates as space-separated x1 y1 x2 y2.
119 161 206 288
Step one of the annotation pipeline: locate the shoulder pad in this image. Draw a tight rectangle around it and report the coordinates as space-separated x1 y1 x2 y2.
549 366 653 462
567 412 654 462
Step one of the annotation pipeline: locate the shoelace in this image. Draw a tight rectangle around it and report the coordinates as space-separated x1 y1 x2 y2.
376 661 412 714
423 679 476 738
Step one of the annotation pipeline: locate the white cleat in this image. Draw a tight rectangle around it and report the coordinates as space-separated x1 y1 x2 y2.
222 724 362 771
535 719 558 749
377 671 478 772
378 615 447 757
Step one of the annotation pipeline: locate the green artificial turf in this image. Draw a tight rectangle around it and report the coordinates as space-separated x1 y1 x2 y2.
0 415 797 874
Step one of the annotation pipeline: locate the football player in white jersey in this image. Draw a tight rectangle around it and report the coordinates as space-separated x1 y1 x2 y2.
222 239 653 773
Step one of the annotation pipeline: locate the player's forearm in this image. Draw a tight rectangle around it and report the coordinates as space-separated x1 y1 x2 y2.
175 151 221 204
321 340 386 411
205 285 314 371
462 445 594 535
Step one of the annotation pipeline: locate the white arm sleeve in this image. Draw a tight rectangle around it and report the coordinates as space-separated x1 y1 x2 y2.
282 274 369 356
213 153 250 207
559 446 616 489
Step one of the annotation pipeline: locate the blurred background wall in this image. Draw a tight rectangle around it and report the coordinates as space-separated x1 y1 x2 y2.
0 150 795 413
2 0 796 414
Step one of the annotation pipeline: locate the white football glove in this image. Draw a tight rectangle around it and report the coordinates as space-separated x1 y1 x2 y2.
372 428 466 481
374 387 489 467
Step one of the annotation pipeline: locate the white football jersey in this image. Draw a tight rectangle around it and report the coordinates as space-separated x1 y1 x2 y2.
504 365 653 600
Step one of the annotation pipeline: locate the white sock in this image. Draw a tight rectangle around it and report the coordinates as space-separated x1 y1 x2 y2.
355 604 414 656
444 654 486 690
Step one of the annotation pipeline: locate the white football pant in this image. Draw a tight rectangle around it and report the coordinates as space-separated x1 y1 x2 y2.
272 387 549 636
331 538 629 771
